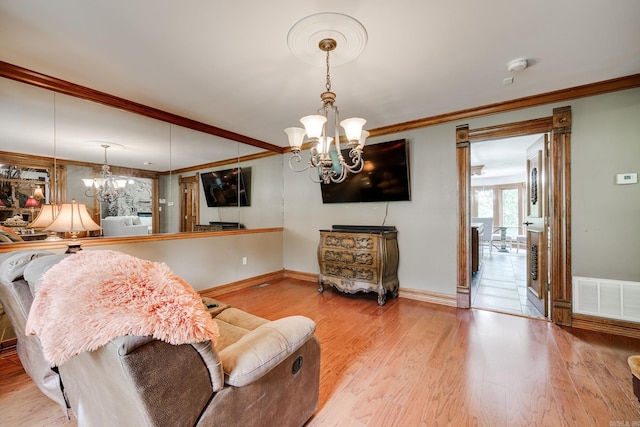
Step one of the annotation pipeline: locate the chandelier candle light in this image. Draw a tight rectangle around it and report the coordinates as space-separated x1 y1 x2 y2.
285 13 369 184
83 144 128 202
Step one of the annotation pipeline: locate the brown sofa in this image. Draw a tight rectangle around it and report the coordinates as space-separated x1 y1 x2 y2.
2 250 321 426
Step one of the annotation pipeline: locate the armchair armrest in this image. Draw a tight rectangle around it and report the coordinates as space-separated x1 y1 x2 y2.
218 315 316 387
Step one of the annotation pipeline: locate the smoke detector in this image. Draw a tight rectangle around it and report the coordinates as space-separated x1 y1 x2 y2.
507 58 528 72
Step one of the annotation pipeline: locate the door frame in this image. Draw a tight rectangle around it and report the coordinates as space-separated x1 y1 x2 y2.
179 173 200 232
456 106 572 326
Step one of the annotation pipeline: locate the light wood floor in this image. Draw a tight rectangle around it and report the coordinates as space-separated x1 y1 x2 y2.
1 278 639 426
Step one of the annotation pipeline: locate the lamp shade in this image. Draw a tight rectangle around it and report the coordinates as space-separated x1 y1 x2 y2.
300 115 327 140
46 200 101 234
33 187 45 199
340 117 366 142
0 198 4 207
357 130 370 150
316 136 334 155
28 204 60 229
24 196 39 208
284 127 307 150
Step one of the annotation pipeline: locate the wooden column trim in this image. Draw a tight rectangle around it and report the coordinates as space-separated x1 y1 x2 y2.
456 125 471 308
459 112 573 327
549 106 572 326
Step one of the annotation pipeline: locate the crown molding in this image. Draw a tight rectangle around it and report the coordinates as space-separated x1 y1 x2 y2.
0 61 285 154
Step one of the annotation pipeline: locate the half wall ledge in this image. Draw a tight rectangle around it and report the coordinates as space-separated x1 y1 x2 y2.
0 227 284 254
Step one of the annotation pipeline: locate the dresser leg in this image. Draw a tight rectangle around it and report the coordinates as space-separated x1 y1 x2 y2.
317 280 324 293
378 292 387 306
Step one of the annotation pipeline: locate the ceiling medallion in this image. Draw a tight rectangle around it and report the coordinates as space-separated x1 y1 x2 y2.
287 12 368 67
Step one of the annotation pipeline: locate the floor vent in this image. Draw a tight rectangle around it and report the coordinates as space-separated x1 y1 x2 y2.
573 276 640 322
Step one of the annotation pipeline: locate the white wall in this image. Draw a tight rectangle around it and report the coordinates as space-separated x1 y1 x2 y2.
283 88 640 296
83 230 283 291
570 88 640 281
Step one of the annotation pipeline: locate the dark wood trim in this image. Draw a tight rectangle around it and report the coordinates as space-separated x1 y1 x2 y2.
549 106 573 326
284 270 318 283
571 314 640 340
0 227 284 253
169 150 279 175
457 110 574 327
456 126 471 308
0 150 159 179
468 117 554 142
0 337 17 350
370 74 640 138
0 61 284 154
199 270 287 297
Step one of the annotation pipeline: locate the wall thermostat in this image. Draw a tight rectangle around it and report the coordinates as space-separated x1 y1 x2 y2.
616 173 637 185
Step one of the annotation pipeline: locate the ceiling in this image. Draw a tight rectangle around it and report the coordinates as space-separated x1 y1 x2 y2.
1 1 639 173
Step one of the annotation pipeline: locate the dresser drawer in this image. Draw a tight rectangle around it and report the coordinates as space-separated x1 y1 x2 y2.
322 233 378 251
323 263 378 285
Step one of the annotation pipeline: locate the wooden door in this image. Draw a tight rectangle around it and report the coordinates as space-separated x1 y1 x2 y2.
179 174 199 232
525 135 549 316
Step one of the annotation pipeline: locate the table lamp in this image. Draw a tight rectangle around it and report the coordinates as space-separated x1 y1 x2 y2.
28 204 62 240
45 199 101 253
24 196 39 216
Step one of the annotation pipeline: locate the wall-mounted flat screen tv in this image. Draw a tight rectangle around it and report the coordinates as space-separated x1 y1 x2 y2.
320 139 411 204
201 167 251 207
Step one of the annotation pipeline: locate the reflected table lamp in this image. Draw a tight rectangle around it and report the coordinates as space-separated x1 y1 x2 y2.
24 196 39 209
45 199 101 253
24 196 39 220
28 204 62 241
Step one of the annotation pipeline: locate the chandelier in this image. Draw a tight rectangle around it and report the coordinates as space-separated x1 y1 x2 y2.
285 33 369 184
82 144 128 202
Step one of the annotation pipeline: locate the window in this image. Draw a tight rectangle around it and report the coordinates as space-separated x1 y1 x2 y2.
501 188 520 232
472 183 525 234
476 189 493 218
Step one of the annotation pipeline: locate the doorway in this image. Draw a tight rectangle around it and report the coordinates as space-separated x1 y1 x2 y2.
179 173 200 232
469 134 548 319
456 106 573 326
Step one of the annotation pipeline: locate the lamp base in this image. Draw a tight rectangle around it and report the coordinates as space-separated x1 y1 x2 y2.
44 232 63 241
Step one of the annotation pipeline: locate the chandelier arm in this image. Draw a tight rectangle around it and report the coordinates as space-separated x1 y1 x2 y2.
343 159 364 174
288 153 311 173
308 167 324 184
345 149 364 172
329 167 348 183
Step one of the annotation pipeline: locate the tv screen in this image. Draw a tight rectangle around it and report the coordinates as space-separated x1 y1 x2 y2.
201 167 251 207
320 139 411 203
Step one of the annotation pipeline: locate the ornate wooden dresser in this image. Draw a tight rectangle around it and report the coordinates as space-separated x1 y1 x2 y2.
317 225 399 305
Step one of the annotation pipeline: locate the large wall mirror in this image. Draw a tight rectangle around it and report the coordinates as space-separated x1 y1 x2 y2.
0 75 284 244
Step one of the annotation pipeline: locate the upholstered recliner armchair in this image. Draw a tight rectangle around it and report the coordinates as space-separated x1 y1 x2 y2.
22 249 321 427
0 250 69 414
57 310 320 426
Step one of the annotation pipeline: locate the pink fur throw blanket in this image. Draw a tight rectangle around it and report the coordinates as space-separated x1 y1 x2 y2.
26 250 219 367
